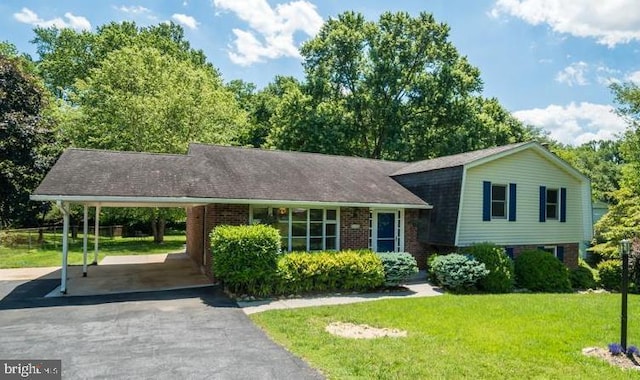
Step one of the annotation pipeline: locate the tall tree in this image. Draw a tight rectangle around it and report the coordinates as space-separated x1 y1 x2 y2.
268 11 534 160
591 82 640 259
552 140 623 203
32 21 210 100
0 49 59 228
67 46 246 153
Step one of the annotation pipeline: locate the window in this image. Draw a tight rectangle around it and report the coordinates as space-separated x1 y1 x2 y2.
251 206 338 251
491 184 507 219
546 189 558 220
483 181 516 222
542 246 557 257
539 186 567 223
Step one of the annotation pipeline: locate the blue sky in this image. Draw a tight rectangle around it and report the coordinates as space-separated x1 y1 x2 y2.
1 0 639 146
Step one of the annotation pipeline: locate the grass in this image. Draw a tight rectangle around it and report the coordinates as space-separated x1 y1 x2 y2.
251 293 640 379
0 234 186 268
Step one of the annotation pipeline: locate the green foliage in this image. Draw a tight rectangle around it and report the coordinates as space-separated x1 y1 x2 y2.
461 242 514 293
32 21 209 99
376 252 419 286
570 259 598 290
267 11 536 161
597 259 622 291
67 46 246 154
514 250 572 292
552 140 623 203
0 53 60 228
210 225 281 296
429 253 489 292
276 250 384 294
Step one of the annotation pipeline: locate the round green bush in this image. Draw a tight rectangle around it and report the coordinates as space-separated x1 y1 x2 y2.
376 252 419 286
514 250 571 292
570 259 597 290
597 259 622 291
462 242 514 293
210 224 281 296
429 253 489 292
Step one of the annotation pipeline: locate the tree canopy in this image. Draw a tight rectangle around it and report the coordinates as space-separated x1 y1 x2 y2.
0 50 59 227
65 46 246 154
267 11 536 161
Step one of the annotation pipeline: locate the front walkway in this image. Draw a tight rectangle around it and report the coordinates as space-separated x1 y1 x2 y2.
238 280 443 314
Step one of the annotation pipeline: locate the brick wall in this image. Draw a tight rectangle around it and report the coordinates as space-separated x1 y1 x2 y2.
340 207 370 250
185 206 205 269
506 243 579 269
204 204 250 279
404 209 428 269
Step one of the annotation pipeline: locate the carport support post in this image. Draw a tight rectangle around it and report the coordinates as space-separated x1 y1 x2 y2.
82 205 88 277
57 201 70 294
93 205 100 265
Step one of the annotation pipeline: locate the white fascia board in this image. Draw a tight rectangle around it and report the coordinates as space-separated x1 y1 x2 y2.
30 195 432 210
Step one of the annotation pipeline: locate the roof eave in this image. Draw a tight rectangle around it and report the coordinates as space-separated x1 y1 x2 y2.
30 195 433 209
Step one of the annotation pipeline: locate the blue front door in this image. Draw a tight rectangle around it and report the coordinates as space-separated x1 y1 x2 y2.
376 212 396 252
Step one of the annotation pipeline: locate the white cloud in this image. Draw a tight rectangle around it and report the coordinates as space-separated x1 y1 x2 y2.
214 0 324 66
512 102 627 145
627 70 640 84
171 13 199 30
14 7 91 31
491 0 640 47
115 5 151 14
555 61 588 86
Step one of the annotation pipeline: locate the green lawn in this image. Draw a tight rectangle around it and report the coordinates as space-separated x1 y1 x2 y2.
251 293 640 379
0 234 186 268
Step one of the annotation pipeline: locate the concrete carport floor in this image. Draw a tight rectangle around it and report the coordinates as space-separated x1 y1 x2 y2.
0 282 324 379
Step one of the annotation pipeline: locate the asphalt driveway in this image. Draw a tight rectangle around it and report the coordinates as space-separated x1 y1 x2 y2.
0 282 323 379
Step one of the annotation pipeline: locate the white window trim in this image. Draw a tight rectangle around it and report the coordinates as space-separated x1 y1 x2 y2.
546 188 559 220
370 209 404 253
543 245 558 258
249 205 340 251
491 183 508 220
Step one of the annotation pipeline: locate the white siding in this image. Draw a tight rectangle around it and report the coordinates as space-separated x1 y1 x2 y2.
456 148 590 246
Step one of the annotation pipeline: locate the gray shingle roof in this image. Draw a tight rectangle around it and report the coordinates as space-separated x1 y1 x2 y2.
33 144 428 207
391 142 531 176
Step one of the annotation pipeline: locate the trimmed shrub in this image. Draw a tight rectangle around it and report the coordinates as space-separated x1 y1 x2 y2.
570 259 597 290
514 250 571 292
376 252 419 286
429 254 489 292
210 224 281 296
276 250 384 294
597 259 622 291
462 242 514 293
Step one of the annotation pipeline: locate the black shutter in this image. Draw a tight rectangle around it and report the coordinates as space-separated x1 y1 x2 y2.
505 247 514 259
560 187 567 223
508 183 517 222
483 181 491 221
557 246 565 262
539 186 546 222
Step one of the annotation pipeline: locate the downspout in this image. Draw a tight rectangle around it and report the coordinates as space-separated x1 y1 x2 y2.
56 201 70 294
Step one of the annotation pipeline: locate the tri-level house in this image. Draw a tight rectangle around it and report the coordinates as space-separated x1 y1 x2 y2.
32 141 592 282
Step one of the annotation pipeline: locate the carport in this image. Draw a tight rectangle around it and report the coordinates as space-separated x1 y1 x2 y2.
29 148 222 295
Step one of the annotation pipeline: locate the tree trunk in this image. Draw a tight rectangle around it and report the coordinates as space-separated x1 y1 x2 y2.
151 218 165 244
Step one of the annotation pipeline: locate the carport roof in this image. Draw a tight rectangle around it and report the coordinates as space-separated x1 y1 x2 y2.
31 144 431 208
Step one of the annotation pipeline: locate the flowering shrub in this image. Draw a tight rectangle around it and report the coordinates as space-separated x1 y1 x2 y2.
608 343 624 356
